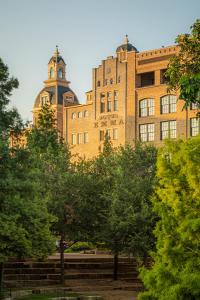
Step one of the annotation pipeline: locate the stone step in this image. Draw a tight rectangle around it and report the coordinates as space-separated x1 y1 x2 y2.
64 273 138 280
4 279 60 288
64 279 143 292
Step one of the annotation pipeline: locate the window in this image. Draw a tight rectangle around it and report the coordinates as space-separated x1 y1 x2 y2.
118 76 121 83
58 68 63 79
72 112 76 119
77 133 83 144
139 124 155 142
114 91 118 98
72 134 76 145
100 101 105 113
40 96 49 106
97 81 101 87
160 69 167 84
161 121 176 140
107 101 112 112
106 129 111 138
100 130 104 141
113 128 118 140
140 98 154 117
114 99 118 111
137 72 155 88
84 132 89 143
107 92 112 98
78 111 82 118
161 95 176 114
84 110 89 117
50 67 54 78
110 78 113 84
190 118 200 136
191 103 199 110
104 79 108 85
114 91 119 111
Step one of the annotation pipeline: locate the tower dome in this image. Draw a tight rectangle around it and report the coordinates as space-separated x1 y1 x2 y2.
116 35 138 53
48 45 66 64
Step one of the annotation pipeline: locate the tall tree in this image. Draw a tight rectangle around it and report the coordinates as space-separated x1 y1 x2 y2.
88 138 157 280
166 19 200 108
99 143 157 279
139 137 200 300
0 58 55 291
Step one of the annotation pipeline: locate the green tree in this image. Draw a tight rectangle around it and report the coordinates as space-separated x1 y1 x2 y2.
0 58 22 137
166 19 200 108
139 137 200 300
0 58 55 292
99 143 157 279
27 103 60 153
27 103 72 284
87 138 157 280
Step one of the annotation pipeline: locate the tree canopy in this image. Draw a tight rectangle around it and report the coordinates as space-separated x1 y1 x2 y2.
139 137 200 300
166 19 200 108
0 58 55 289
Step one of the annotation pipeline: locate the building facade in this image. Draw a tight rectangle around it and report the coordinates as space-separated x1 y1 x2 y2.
33 37 199 158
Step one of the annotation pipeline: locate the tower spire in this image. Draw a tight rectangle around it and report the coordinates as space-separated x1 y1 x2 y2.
53 45 60 58
124 34 129 44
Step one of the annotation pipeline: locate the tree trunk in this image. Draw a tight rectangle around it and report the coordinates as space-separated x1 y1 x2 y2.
0 262 4 294
143 253 148 268
113 252 118 280
60 234 65 285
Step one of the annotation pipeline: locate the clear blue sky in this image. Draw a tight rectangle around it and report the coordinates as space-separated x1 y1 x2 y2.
0 0 199 121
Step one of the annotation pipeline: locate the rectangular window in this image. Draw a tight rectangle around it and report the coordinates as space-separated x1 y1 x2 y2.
137 72 155 88
114 91 118 98
107 100 112 112
72 133 76 145
190 118 200 136
100 130 104 141
83 132 89 143
100 101 105 113
77 133 83 144
191 103 199 110
140 98 154 117
113 128 118 140
114 99 118 111
107 91 112 98
160 69 167 84
161 95 177 114
106 129 111 138
139 123 155 142
161 121 176 140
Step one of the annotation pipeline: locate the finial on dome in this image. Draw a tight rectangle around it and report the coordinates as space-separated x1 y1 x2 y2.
54 45 60 56
124 34 129 44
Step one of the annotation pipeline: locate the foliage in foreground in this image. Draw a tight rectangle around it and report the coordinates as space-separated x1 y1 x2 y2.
166 19 200 108
139 136 200 300
0 58 55 290
95 140 157 262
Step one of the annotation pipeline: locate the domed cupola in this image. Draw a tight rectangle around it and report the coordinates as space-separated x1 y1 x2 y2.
47 46 67 81
49 46 66 64
116 35 138 61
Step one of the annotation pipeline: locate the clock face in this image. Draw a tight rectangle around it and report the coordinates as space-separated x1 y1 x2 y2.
58 68 63 79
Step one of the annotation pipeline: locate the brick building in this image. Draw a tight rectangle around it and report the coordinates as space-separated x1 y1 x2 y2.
33 37 199 158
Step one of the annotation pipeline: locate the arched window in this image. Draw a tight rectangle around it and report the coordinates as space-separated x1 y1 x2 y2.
78 111 82 118
161 95 176 114
84 110 89 117
72 113 76 119
139 98 154 117
58 68 63 79
50 67 54 78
